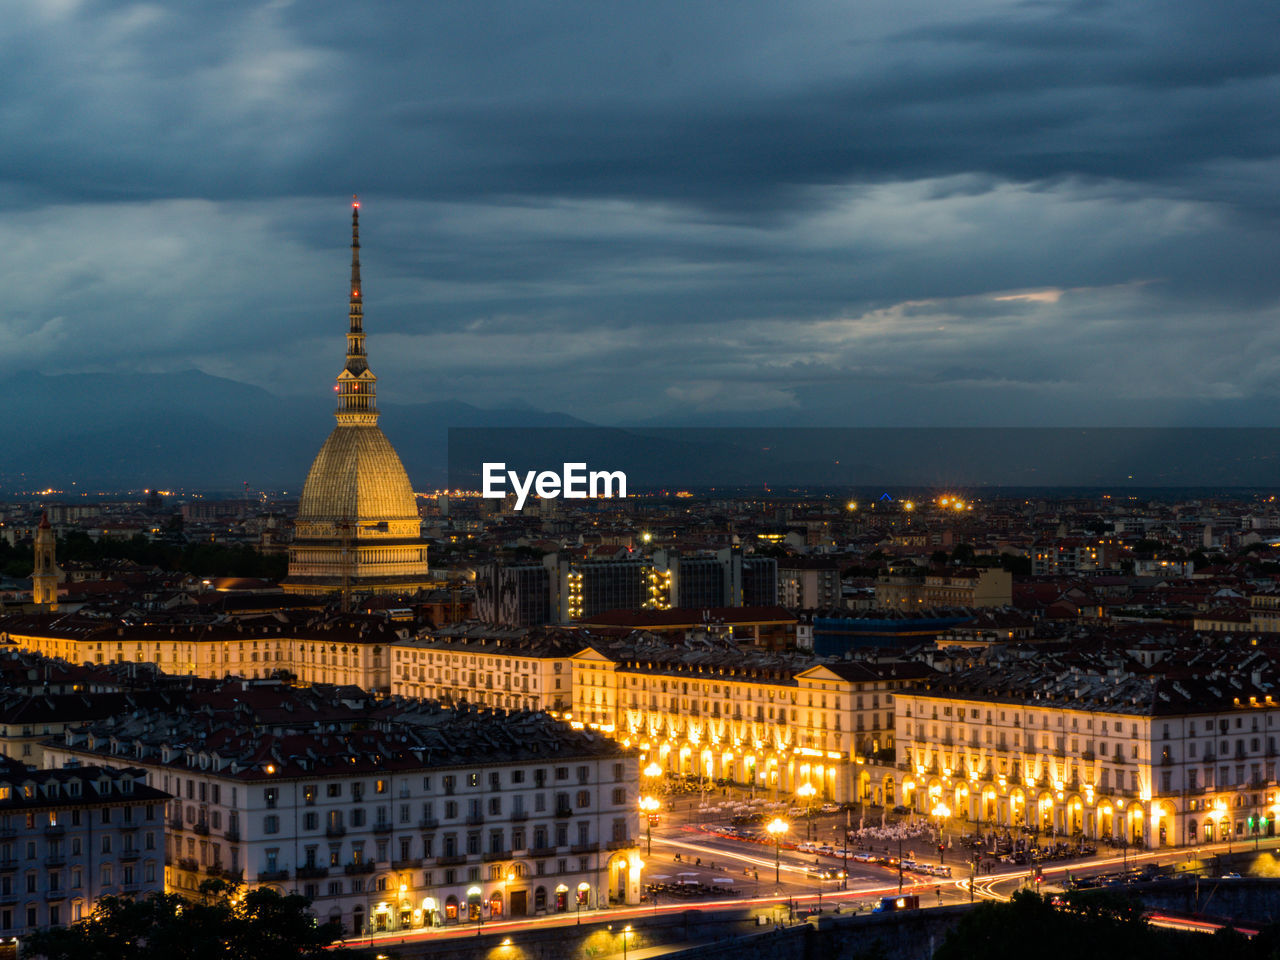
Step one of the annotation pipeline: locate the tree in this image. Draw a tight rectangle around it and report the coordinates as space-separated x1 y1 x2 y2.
25 879 353 960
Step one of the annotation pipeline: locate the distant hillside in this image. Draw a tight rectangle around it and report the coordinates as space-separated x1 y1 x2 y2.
0 371 589 491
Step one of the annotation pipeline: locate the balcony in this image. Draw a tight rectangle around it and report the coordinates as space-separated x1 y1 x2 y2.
119 849 140 862
192 821 210 836
510 811 528 822
419 817 440 830
1081 750 1096 761
207 866 243 882
554 806 572 820
436 854 467 866
570 842 599 854
224 827 241 842
43 824 65 838
44 854 65 867
528 846 557 858
482 849 512 862
344 861 376 875
44 888 67 901
257 869 290 882
372 821 393 834
0 859 17 872
296 866 329 880
465 815 485 826
325 825 347 838
168 817 184 831
389 859 419 871
178 858 199 872
606 839 634 851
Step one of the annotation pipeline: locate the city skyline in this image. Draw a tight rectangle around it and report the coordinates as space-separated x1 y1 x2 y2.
3 1 1279 433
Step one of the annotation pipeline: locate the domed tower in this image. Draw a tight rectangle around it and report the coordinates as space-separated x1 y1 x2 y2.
283 198 432 599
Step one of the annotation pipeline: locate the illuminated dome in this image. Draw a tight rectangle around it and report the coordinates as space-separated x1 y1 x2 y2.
297 425 419 529
283 199 431 598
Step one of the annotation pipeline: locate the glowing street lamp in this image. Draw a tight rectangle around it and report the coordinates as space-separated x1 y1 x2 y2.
639 795 661 855
931 801 952 863
622 924 633 960
796 782 817 839
644 761 663 780
766 818 789 886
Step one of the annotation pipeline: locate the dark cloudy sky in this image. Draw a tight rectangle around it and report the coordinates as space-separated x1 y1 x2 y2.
6 0 1280 426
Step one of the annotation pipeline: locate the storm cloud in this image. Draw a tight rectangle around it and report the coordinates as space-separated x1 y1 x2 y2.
2 0 1279 427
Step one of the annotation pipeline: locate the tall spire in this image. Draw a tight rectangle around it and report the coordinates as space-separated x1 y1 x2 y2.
336 195 377 424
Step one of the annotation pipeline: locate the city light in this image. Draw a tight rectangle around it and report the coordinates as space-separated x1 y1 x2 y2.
766 817 789 885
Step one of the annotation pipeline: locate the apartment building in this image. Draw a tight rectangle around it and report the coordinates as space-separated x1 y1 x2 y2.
0 612 402 693
571 634 932 802
389 625 577 711
44 694 640 937
894 659 1280 848
0 760 168 943
875 567 1012 609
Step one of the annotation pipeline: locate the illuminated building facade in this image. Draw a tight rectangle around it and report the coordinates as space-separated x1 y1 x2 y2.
571 637 932 802
390 627 576 712
895 667 1280 848
283 200 431 598
47 705 640 935
0 613 397 693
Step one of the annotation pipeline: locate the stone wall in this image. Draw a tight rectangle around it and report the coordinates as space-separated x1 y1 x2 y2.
352 903 972 960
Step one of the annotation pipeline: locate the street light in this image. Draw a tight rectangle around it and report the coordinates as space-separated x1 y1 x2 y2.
766 818 789 886
644 761 663 779
796 783 817 840
931 802 951 863
639 795 661 855
622 924 632 960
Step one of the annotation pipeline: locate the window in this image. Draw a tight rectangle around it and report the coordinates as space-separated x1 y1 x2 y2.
264 816 280 835
264 788 278 809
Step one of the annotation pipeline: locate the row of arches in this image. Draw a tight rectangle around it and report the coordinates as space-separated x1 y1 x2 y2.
643 741 846 799
901 777 1171 845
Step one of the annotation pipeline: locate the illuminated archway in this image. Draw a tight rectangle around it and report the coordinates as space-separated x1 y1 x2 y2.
1151 803 1174 847
981 787 997 824
1067 796 1084 836
1126 804 1145 845
1037 792 1054 833
954 783 970 822
1097 802 1114 840
1009 789 1026 828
